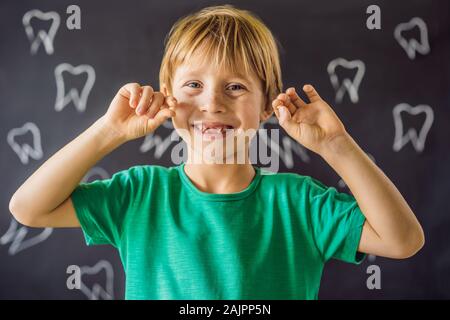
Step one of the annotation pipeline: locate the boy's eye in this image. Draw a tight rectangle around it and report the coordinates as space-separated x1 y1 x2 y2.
185 82 245 91
186 82 201 89
227 84 245 91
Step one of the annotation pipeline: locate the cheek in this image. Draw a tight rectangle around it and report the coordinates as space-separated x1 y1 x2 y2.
238 107 261 130
172 111 192 143
171 105 190 130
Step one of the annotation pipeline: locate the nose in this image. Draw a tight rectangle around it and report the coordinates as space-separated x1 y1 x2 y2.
200 89 227 113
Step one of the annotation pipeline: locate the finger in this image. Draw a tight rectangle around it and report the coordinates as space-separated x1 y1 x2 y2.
276 106 298 135
303 84 322 103
164 95 178 111
272 102 280 118
146 92 165 119
272 98 294 117
286 87 308 108
275 93 297 114
119 83 141 108
136 86 154 115
146 108 176 133
277 106 291 125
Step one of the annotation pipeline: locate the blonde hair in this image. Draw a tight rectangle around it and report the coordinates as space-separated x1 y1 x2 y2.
159 4 283 109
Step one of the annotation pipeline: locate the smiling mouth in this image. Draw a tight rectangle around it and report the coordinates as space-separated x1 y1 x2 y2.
191 122 235 139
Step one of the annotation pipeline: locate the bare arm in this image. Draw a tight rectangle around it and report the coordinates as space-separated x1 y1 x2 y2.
9 83 177 228
321 134 425 259
9 116 125 227
273 84 424 259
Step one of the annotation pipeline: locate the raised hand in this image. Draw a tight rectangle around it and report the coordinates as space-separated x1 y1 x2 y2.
103 83 177 142
272 84 348 155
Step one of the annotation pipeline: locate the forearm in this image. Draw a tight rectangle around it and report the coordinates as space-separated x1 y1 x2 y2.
320 133 424 249
10 116 125 217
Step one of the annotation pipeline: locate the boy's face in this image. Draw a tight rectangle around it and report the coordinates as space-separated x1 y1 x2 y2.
166 52 272 163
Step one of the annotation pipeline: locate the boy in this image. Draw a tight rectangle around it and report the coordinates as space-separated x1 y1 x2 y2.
9 5 424 299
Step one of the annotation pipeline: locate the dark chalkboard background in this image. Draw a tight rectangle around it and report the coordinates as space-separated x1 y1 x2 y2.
1 0 449 299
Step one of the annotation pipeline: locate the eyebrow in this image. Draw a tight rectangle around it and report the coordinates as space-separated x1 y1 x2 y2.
179 71 252 83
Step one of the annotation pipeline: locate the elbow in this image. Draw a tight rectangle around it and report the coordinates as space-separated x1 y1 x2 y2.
9 194 39 228
392 225 425 259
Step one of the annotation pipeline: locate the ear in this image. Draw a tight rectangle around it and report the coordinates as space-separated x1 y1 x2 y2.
161 83 169 96
260 101 274 123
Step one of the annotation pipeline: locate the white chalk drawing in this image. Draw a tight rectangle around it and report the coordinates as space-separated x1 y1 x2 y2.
161 119 174 130
337 179 346 189
394 17 430 60
79 260 114 300
327 58 365 104
81 166 110 183
0 219 53 255
7 122 43 164
270 135 309 168
140 130 179 158
260 117 310 168
55 63 96 113
22 9 60 55
393 103 434 153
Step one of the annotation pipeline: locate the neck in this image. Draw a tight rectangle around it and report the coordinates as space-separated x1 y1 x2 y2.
183 155 256 194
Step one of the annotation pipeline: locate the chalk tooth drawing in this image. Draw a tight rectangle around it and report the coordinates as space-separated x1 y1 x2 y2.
140 130 179 158
394 17 430 60
7 122 43 164
337 179 346 189
79 260 114 300
393 103 434 153
0 219 53 255
82 167 110 183
259 116 310 168
55 63 96 113
22 9 60 55
327 58 365 104
161 119 174 130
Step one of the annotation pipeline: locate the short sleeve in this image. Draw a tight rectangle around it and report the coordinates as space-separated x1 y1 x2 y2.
71 166 141 247
305 176 366 264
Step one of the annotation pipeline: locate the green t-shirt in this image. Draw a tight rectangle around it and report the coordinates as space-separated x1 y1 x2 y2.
71 163 366 300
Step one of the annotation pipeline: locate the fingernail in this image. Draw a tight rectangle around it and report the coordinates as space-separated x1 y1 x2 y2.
137 106 143 114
